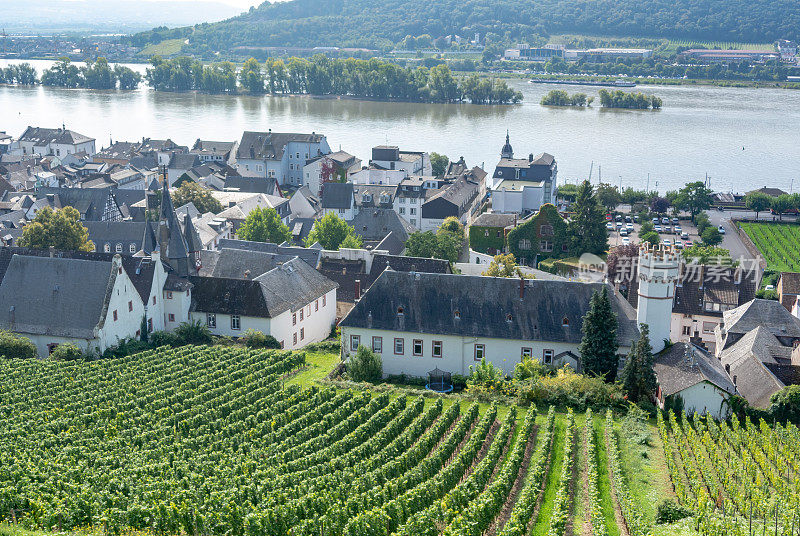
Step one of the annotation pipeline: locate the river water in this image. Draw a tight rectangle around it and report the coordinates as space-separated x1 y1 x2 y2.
1 59 797 194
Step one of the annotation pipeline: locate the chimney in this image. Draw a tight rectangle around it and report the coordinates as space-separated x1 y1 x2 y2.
354 279 361 301
49 245 54 258
529 153 533 162
519 277 525 300
244 269 251 278
9 305 15 325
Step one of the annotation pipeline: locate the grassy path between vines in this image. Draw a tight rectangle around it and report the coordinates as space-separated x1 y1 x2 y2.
593 417 622 536
530 415 566 536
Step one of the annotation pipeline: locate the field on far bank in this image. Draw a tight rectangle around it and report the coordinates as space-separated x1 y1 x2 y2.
739 221 800 272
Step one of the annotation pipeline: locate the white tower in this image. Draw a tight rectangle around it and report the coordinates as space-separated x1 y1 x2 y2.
636 244 679 354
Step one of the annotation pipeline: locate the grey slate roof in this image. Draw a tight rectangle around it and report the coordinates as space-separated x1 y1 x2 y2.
341 271 639 346
0 255 114 339
722 298 800 340
719 326 787 408
237 131 324 161
223 176 279 195
36 187 121 221
655 342 737 398
19 126 94 146
217 238 321 268
84 221 148 253
321 182 355 209
198 247 295 279
190 257 337 317
373 231 405 256
472 212 517 228
348 208 414 243
169 153 202 170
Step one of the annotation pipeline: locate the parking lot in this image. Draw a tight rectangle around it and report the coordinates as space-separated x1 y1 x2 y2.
607 213 704 249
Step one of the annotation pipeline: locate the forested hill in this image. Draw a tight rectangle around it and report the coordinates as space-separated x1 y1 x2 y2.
129 0 800 53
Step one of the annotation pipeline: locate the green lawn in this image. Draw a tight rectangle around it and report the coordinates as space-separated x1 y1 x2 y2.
285 349 340 387
531 415 567 536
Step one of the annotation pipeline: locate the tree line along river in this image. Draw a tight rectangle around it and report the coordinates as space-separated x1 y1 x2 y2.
1 59 798 194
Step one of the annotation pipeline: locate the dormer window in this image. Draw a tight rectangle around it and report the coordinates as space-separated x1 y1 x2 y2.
506 313 513 322
562 317 570 327
397 306 404 316
454 310 461 320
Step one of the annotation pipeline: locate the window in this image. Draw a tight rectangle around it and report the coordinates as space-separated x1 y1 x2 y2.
116 243 123 253
307 305 311 316
519 239 531 250
397 306 404 316
293 333 298 345
129 244 137 253
522 347 532 358
113 310 118 321
484 229 489 237
206 313 216 328
289 164 293 170
128 301 133 312
410 208 416 215
399 207 405 215
413 339 423 356
315 299 319 312
322 295 326 307
540 224 554 237
539 240 553 252
410 219 416 226
399 197 406 204
454 310 461 320
152 296 156 305
231 315 241 330
474 344 485 361
293 312 297 325
682 326 691 336
432 340 442 358
148 318 153 332
703 321 717 334
165 291 173 299
104 244 111 253
562 317 570 327
506 313 513 322
300 328 305 340
543 349 554 364
350 335 361 351
372 336 382 353
296 152 300 159
300 309 304 321
394 338 404 355
168 313 175 322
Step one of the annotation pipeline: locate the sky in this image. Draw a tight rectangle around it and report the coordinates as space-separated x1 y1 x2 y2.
140 0 267 7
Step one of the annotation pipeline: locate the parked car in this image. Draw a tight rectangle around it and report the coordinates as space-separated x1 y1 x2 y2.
662 217 670 224
626 223 634 230
663 239 672 246
619 229 629 237
674 241 684 250
616 221 623 227
606 214 612 221
674 225 682 234
624 216 632 223
684 240 693 247
606 222 614 230
718 225 726 234
664 225 672 233
681 232 689 240
621 237 631 245
633 215 639 223
615 215 622 222
652 218 659 224
672 218 679 225
765 284 775 291
654 225 662 232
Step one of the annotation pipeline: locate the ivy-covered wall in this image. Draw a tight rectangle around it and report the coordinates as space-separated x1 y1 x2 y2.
506 204 569 265
468 225 506 254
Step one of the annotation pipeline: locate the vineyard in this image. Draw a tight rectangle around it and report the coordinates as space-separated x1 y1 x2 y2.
739 222 800 273
0 345 797 536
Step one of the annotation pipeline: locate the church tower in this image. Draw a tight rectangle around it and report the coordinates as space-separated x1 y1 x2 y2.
636 243 679 354
501 130 514 159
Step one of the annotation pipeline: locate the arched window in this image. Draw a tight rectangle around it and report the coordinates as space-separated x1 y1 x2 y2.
506 313 513 322
454 310 461 320
103 244 111 253
562 317 570 327
129 244 137 253
115 243 123 253
540 224 554 237
397 306 404 316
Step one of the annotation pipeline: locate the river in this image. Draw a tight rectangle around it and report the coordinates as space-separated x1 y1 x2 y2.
1 59 797 194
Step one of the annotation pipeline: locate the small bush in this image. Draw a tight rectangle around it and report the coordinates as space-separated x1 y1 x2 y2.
347 345 382 382
174 320 212 345
304 340 341 352
655 499 692 524
243 329 281 349
102 338 151 359
51 343 83 361
0 330 38 359
150 330 179 347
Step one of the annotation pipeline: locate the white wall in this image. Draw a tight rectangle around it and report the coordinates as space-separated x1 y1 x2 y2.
670 313 720 354
162 289 191 331
340 326 595 377
322 206 356 221
97 263 147 350
492 185 545 214
659 381 732 420
350 168 407 186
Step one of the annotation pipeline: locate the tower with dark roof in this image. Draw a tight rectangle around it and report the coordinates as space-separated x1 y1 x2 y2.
183 213 204 274
158 181 191 276
501 130 514 159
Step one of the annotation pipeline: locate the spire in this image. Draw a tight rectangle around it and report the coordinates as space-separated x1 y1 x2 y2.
158 180 190 276
501 130 514 159
183 213 203 255
142 221 158 255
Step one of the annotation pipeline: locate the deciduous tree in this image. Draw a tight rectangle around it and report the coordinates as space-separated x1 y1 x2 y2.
744 191 771 219
304 212 363 250
675 181 713 222
238 207 291 244
19 206 94 252
172 182 223 214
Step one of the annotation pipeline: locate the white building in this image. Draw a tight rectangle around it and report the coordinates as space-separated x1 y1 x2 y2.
370 146 431 177
489 134 557 214
236 131 330 186
320 183 357 220
303 151 361 196
16 126 96 158
0 253 144 357
654 342 737 420
340 271 640 378
188 257 337 349
349 167 407 188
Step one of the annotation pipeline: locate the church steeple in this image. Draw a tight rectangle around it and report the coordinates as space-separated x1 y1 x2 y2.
501 130 514 159
158 179 191 276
